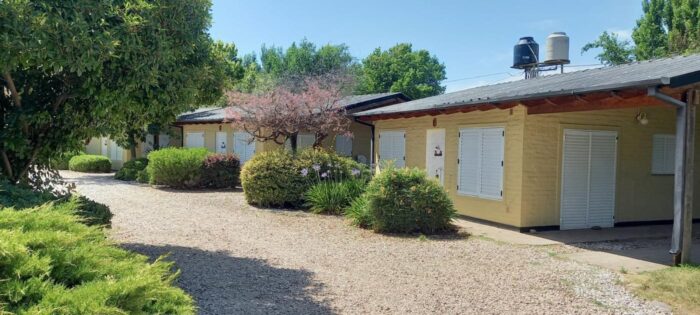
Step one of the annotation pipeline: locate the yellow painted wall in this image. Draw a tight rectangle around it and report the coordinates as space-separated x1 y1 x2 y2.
373 107 526 227
181 123 266 154
371 104 700 229
521 105 700 227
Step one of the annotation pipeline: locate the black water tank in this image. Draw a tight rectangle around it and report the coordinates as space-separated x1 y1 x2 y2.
512 37 539 69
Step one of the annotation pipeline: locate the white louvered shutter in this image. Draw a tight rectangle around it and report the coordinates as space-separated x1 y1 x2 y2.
480 128 504 199
561 130 591 230
379 131 405 168
652 134 675 174
298 133 316 150
587 131 617 228
560 130 617 230
234 132 256 163
458 129 480 195
335 135 353 156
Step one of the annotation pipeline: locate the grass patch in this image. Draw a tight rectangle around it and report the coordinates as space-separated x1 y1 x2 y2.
628 264 700 314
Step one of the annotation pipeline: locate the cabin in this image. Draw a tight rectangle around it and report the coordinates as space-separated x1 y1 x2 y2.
355 55 700 234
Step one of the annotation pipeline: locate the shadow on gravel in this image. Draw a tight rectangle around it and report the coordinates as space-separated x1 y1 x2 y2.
122 243 334 315
61 173 117 187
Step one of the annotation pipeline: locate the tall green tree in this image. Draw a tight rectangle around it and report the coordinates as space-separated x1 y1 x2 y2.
584 0 700 65
0 0 222 185
357 43 446 99
581 32 636 65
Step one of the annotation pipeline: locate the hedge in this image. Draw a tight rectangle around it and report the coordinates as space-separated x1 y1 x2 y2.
147 147 209 188
68 155 112 173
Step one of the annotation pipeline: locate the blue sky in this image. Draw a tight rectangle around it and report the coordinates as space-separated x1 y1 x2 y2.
210 0 641 92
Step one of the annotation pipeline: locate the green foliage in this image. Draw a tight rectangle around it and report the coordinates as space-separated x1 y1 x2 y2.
56 195 113 227
585 0 700 64
0 181 56 210
147 148 209 189
241 148 368 208
305 179 365 214
50 151 84 171
241 150 305 207
0 207 194 314
0 0 222 185
363 167 455 234
68 155 112 173
344 195 373 228
630 264 700 314
201 153 241 188
136 168 150 184
115 158 149 181
581 32 636 65
357 43 446 99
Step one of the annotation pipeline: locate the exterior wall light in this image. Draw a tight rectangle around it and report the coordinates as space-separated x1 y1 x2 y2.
636 111 649 125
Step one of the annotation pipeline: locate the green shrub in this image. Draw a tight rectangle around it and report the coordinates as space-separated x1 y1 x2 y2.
241 150 305 207
0 180 56 209
201 153 241 188
115 158 148 181
295 148 370 183
0 207 194 314
345 195 372 228
363 167 455 234
147 147 209 188
136 168 150 183
51 150 84 170
56 195 113 227
305 179 366 214
68 155 112 173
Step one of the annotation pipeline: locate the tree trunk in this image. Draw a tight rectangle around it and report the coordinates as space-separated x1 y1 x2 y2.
290 133 298 154
128 132 137 160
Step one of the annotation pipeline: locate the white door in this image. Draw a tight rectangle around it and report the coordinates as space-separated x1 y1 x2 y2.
335 135 353 157
143 134 154 154
216 132 228 154
378 130 405 168
159 133 170 148
560 129 617 230
426 129 445 185
234 132 256 163
101 137 109 157
109 140 123 161
185 132 204 148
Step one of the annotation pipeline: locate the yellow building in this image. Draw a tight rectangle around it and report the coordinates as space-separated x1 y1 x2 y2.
84 130 181 169
174 92 409 164
356 55 700 231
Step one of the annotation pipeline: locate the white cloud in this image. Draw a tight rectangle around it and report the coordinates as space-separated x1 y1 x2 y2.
608 28 633 41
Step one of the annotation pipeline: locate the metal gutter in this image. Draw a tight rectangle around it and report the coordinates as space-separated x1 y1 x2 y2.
648 87 685 107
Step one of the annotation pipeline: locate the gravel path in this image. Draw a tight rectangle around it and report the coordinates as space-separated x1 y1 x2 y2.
63 171 668 315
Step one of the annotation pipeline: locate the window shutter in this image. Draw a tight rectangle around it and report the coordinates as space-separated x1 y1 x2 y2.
234 132 255 163
458 129 479 195
379 131 405 168
479 128 504 199
652 134 675 174
335 135 353 156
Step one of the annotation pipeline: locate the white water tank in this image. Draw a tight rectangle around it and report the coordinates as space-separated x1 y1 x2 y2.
544 32 570 65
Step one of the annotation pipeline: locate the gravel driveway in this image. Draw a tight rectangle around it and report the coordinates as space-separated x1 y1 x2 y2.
62 171 668 315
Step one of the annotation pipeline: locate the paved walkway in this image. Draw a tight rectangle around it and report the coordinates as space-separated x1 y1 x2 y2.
63 171 668 314
455 218 700 272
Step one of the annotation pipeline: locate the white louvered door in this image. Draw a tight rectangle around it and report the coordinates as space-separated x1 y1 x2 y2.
233 132 256 164
560 129 617 230
378 131 405 168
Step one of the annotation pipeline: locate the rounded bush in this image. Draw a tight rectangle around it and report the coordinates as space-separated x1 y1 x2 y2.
364 167 455 234
115 158 149 181
147 148 208 188
240 150 305 207
68 155 111 173
201 153 241 188
51 150 84 170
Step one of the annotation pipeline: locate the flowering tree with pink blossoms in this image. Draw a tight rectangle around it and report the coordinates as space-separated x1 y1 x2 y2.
226 75 352 153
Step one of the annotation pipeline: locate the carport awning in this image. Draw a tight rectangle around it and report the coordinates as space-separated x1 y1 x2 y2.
355 54 700 120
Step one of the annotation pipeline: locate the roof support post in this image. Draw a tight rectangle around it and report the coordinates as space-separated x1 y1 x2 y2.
649 87 696 265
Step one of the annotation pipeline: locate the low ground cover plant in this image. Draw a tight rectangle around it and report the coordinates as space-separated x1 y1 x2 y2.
354 166 455 234
115 158 149 183
0 206 194 314
68 154 112 173
629 264 700 314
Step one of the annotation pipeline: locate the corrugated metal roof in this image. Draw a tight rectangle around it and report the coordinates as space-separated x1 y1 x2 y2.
176 92 409 123
355 54 700 117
